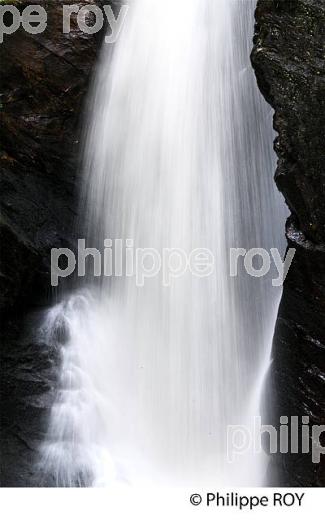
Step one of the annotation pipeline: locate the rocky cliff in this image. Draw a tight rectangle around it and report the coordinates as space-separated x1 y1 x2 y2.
0 0 108 486
0 0 107 312
251 0 325 485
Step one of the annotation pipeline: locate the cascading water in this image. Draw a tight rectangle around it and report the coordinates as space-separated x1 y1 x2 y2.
39 0 287 487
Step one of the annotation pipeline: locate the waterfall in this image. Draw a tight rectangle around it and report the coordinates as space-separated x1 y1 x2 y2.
40 0 287 487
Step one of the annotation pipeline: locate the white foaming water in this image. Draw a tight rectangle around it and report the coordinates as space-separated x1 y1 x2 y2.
40 0 287 486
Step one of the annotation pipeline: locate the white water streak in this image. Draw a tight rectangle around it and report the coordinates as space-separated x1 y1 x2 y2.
40 0 287 487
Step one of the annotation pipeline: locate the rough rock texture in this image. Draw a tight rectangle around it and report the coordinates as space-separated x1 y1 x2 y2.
251 0 325 486
0 0 113 486
0 313 60 486
0 0 112 312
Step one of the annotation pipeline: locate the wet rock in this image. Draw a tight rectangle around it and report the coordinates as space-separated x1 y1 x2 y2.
252 0 325 485
0 313 60 486
0 0 110 486
0 0 105 312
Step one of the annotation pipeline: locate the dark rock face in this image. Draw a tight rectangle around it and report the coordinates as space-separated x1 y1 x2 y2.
0 0 105 312
251 0 325 485
0 0 107 486
0 313 60 487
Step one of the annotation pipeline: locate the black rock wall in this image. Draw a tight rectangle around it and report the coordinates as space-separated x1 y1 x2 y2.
0 0 107 486
0 0 106 313
251 0 325 485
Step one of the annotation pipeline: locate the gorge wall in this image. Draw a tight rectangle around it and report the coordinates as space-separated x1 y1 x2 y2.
0 0 110 312
0 0 107 485
251 0 325 485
